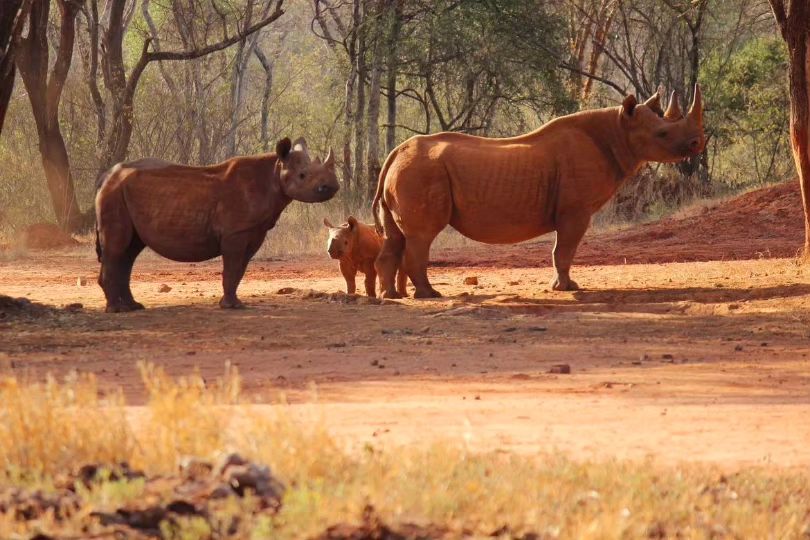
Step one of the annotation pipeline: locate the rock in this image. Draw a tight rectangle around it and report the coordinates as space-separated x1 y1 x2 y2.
63 303 83 312
463 276 479 286
76 276 87 287
158 284 172 293
276 287 297 294
661 353 674 359
549 364 571 374
734 344 743 352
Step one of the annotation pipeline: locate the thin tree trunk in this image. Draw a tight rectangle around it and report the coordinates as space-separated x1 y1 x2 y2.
16 0 83 232
0 0 25 136
353 1 367 192
385 0 401 155
366 3 384 202
254 46 274 152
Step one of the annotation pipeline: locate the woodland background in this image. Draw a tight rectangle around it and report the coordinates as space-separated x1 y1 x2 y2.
0 0 792 241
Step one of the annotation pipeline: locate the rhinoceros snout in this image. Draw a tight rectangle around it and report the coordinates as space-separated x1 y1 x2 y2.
316 184 338 199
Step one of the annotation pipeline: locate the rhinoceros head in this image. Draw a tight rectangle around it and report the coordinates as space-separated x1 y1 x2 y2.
620 84 705 163
276 137 339 202
323 216 358 259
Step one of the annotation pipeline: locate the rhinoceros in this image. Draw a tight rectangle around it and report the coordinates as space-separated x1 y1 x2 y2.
95 137 338 312
372 87 705 298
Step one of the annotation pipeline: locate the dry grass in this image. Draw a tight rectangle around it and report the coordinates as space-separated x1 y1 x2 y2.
1 367 810 539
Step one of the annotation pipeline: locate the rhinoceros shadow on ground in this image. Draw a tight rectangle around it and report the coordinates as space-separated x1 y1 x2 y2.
448 283 810 316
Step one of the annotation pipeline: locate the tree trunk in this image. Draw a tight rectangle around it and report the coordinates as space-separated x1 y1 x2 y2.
786 29 810 257
385 0 402 155
0 0 25 136
770 1 810 258
254 46 275 152
15 0 83 232
353 3 367 193
366 3 384 202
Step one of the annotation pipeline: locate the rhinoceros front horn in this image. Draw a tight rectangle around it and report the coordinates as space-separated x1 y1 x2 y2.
687 84 703 124
323 148 335 169
664 90 682 120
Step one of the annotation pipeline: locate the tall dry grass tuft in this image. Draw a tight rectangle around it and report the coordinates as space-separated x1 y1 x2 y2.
0 373 131 481
135 361 242 473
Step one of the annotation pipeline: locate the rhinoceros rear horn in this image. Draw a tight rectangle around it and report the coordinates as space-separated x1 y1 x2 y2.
664 90 682 120
688 84 703 124
643 91 662 114
324 148 335 170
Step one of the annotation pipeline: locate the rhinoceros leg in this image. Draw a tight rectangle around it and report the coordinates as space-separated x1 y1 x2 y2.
219 232 264 309
550 213 591 291
404 235 442 298
119 236 146 310
375 204 406 299
99 218 145 313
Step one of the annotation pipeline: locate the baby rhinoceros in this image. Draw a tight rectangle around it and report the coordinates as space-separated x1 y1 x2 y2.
95 137 339 312
324 216 407 298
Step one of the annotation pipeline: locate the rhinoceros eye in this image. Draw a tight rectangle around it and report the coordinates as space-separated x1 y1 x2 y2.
299 173 305 179
655 130 668 139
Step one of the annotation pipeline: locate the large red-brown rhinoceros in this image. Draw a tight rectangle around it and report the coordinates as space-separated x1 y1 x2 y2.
95 137 338 312
372 87 705 298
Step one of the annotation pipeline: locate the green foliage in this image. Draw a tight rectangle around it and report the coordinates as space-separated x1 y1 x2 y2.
703 37 792 186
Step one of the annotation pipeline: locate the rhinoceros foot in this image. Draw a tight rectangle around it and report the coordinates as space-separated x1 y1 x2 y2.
550 276 579 292
413 287 442 299
219 297 246 309
105 301 145 313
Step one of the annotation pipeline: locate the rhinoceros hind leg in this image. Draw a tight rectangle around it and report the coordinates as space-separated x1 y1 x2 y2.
395 259 409 297
404 235 442 299
375 205 406 299
119 234 146 309
550 213 591 292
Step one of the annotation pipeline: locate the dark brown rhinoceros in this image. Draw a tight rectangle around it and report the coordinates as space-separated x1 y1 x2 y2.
95 137 338 312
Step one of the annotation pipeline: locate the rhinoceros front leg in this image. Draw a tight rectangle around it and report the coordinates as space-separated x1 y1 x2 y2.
551 213 591 292
219 233 262 309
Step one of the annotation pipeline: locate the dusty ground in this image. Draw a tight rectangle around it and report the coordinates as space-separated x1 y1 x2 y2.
2 182 810 468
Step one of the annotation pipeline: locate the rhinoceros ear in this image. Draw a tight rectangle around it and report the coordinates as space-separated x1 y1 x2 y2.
346 216 358 230
622 94 637 117
323 217 334 228
276 137 292 159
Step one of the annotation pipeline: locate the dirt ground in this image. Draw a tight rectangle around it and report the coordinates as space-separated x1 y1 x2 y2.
2 182 810 468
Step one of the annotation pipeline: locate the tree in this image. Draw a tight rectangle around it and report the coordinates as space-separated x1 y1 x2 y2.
15 0 85 232
769 0 810 258
82 0 286 171
0 0 29 136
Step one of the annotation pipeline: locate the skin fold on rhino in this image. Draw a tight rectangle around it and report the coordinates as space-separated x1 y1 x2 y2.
372 86 706 299
95 137 339 312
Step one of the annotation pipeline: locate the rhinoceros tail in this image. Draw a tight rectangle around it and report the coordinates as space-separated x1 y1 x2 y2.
372 148 399 236
93 164 118 263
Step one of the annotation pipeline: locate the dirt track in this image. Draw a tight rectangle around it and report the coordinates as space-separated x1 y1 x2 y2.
2 182 810 467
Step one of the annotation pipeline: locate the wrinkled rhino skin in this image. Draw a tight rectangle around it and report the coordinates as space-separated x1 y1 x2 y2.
95 138 338 312
373 87 706 298
324 216 407 297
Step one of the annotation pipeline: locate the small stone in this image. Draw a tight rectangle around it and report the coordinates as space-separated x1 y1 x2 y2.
63 303 83 312
76 276 87 287
276 287 296 294
661 353 674 360
734 344 743 352
463 276 479 286
549 364 571 374
158 284 172 293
